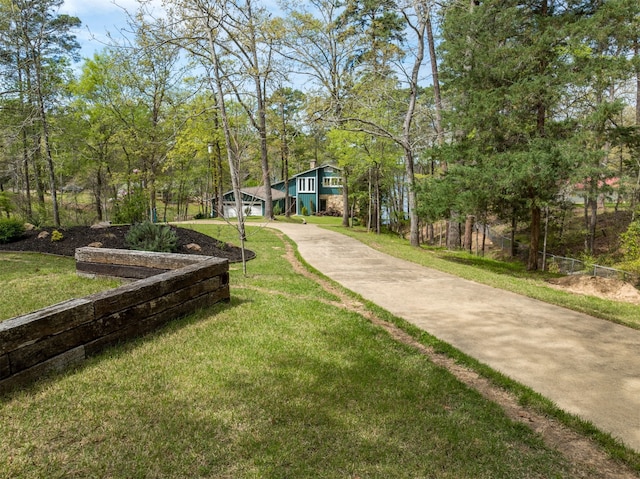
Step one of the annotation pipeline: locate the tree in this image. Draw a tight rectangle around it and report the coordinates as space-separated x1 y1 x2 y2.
440 0 587 269
0 0 81 226
334 0 434 246
280 0 359 226
268 86 305 217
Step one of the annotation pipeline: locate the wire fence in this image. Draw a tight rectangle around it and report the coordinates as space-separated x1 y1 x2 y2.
482 224 640 285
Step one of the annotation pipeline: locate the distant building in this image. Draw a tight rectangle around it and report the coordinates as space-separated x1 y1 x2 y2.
216 164 343 218
272 164 343 216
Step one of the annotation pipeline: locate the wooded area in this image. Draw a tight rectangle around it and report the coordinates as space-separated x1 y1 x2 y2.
1 0 640 271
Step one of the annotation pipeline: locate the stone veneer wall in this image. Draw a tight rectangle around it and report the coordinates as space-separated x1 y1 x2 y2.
0 248 229 394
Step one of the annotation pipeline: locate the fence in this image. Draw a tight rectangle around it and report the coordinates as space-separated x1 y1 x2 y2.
481 224 640 285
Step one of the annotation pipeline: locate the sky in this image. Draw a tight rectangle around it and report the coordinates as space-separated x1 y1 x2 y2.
59 0 162 59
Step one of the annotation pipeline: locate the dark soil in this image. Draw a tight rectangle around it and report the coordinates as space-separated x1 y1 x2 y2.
0 225 252 263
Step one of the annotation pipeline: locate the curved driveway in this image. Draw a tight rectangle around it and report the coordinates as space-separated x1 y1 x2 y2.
269 222 640 453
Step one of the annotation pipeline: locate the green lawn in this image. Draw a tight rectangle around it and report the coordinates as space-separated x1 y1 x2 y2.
0 225 584 478
0 253 120 321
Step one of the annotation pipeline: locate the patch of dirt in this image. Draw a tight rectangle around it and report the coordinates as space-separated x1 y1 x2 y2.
269 230 640 479
0 225 252 263
547 275 640 305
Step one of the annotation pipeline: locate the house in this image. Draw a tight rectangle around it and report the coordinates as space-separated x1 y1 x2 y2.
216 186 286 218
272 163 343 216
215 164 343 218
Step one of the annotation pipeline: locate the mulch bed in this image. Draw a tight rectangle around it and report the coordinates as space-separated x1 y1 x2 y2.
0 225 252 263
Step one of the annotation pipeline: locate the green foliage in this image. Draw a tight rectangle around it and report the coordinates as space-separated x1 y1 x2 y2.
50 230 64 242
0 192 13 216
301 205 308 216
620 220 640 261
273 203 282 216
0 218 25 244
113 187 148 224
125 221 178 253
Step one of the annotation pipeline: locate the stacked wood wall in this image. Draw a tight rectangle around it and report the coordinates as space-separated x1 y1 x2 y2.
0 248 229 394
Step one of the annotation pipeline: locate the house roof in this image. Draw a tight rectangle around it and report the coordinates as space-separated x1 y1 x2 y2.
225 186 286 202
291 163 341 179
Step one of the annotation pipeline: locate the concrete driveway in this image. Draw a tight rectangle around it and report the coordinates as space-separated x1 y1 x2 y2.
269 222 640 453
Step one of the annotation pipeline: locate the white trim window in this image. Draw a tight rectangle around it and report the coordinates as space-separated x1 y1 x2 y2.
297 177 316 193
322 176 342 188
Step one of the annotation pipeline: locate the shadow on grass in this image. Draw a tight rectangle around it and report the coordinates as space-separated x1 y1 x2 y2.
438 253 556 279
0 298 240 403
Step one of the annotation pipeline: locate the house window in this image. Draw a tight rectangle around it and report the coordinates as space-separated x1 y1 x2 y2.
297 177 315 193
322 176 343 188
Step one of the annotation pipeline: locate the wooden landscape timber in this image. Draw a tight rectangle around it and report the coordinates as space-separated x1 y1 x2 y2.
0 248 230 394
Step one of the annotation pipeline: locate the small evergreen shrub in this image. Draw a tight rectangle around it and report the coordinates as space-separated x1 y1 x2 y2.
301 206 308 216
273 203 282 216
51 230 64 242
125 221 178 253
0 218 25 244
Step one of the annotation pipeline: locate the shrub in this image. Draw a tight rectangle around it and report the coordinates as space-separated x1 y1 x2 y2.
301 206 308 216
0 191 13 216
113 187 148 224
125 221 178 253
273 203 282 216
621 220 640 261
51 230 64 242
0 218 25 244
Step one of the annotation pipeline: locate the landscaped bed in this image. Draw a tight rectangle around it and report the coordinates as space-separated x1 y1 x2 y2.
0 224 250 261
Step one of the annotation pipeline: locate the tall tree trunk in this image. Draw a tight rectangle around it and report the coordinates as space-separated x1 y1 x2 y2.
463 215 474 253
33 51 60 227
402 0 427 247
527 202 541 271
21 129 32 219
511 211 518 258
208 27 246 264
636 41 640 126
94 165 104 221
341 169 349 226
447 217 461 249
426 11 444 151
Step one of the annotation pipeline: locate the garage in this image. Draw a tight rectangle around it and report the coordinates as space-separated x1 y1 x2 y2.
222 202 262 218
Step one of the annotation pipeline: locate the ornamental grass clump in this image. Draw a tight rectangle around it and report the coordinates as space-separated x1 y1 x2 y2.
0 218 25 244
125 221 178 253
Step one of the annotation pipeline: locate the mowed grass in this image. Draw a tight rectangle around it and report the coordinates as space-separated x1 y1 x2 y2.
0 225 578 478
0 253 121 321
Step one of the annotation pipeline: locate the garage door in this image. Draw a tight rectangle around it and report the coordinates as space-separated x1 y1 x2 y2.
223 202 262 218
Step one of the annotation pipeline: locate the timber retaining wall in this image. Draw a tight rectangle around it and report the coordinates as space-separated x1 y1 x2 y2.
0 248 229 394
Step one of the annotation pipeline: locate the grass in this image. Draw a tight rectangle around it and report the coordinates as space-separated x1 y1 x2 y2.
0 224 585 478
0 253 121 321
330 226 640 330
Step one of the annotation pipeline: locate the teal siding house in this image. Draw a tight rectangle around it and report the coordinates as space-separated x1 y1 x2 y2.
272 164 343 216
216 164 342 218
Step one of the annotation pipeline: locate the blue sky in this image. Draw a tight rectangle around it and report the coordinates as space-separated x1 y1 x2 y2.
60 0 160 59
